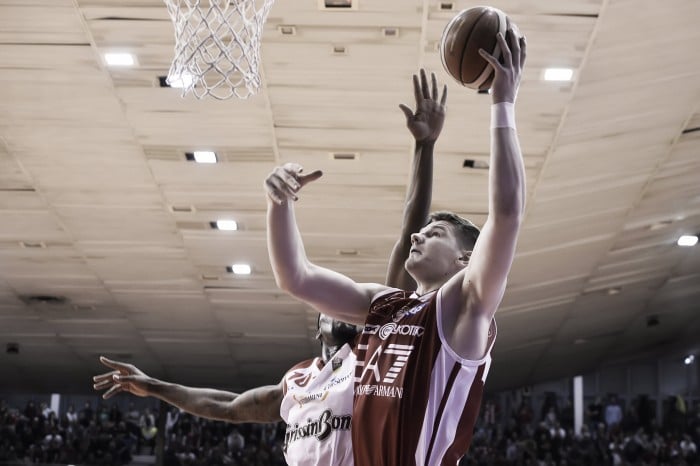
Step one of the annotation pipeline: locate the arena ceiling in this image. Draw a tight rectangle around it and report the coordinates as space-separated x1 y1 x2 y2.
1 0 699 394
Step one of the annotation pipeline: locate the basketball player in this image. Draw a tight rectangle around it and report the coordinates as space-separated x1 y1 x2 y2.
92 313 359 465
94 68 445 465
265 28 526 466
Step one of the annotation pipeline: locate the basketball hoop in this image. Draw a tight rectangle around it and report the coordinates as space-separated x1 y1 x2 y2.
162 0 276 99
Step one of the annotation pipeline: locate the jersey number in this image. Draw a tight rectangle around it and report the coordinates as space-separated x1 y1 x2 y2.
355 343 414 384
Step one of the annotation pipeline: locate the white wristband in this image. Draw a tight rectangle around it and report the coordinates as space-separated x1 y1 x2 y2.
491 102 516 129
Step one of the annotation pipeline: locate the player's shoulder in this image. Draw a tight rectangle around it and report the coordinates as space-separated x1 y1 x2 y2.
285 357 321 375
369 286 405 303
357 283 394 302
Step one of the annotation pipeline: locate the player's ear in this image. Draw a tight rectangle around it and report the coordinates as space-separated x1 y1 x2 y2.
457 250 471 267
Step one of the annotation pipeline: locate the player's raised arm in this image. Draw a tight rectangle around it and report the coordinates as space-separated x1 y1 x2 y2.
265 163 387 325
386 69 445 290
459 29 527 318
439 28 526 362
93 356 283 423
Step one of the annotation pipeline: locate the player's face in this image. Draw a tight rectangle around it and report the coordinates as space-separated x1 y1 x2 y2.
316 314 360 348
405 221 465 277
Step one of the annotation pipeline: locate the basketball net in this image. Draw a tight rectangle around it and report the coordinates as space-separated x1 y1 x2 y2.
162 0 275 99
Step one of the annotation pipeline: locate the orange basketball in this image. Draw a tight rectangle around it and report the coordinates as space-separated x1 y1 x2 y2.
440 6 517 90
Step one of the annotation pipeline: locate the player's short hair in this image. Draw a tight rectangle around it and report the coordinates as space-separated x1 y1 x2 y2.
428 211 480 250
316 314 360 346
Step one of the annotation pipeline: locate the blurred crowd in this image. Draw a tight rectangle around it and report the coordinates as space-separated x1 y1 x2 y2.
1 393 698 465
161 409 285 466
0 400 285 465
462 393 700 466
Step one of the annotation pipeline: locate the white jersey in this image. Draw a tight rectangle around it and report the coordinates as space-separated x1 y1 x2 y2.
280 343 355 466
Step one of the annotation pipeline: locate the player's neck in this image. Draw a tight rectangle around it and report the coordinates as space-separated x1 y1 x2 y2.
414 279 444 296
409 265 456 296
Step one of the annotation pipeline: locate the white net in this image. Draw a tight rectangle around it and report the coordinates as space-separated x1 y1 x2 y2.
162 0 275 99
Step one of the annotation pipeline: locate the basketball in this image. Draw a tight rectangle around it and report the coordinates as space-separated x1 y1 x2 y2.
440 6 518 90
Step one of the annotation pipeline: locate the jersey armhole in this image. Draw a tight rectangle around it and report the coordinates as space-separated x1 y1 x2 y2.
370 287 401 305
435 287 497 367
282 357 321 396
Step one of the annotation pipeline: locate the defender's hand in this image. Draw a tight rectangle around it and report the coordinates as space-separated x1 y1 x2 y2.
399 69 447 143
93 356 152 400
264 163 323 205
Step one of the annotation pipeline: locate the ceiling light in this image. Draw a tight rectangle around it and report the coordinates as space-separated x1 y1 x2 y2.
167 72 194 89
24 295 68 306
382 27 399 37
685 355 695 365
544 67 573 81
187 151 217 164
323 0 353 8
228 264 251 275
606 287 621 295
677 235 698 247
214 220 238 231
463 159 489 169
104 52 136 67
332 152 357 160
20 241 46 248
278 25 297 35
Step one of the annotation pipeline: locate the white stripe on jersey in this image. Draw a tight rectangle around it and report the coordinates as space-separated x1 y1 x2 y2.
414 346 478 465
481 357 492 383
414 288 496 465
388 344 414 349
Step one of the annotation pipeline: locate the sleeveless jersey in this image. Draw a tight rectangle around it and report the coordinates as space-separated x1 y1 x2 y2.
281 343 355 466
352 288 496 466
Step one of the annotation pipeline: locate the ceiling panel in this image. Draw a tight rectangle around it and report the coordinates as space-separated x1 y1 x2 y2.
0 0 698 394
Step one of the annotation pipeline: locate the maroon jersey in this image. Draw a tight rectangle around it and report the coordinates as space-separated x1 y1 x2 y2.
352 288 496 466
